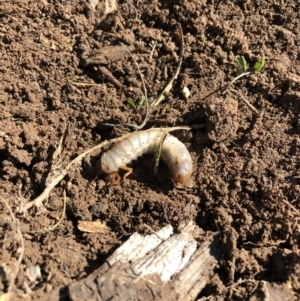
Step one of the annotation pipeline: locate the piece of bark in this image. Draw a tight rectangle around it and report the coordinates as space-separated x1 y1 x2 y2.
82 45 130 66
98 66 123 90
48 222 221 301
77 220 111 233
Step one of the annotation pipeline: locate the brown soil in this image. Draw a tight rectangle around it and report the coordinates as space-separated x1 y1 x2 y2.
1 0 300 300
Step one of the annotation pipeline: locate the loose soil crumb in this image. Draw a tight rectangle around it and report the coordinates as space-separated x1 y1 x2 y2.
0 0 300 300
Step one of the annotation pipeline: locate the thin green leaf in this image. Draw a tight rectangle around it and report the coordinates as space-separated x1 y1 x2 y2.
253 54 265 72
152 131 168 177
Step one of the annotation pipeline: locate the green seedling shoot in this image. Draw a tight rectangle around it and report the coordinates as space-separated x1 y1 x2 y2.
234 54 265 77
229 54 266 88
137 95 146 109
126 95 146 110
234 56 248 76
223 53 266 99
225 54 266 113
126 98 136 109
253 54 265 72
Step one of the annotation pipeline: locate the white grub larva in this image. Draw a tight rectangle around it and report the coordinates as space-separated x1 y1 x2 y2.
99 128 193 185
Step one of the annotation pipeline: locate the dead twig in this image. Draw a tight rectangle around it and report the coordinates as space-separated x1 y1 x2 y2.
21 127 190 212
149 40 157 60
143 223 168 241
221 72 251 95
98 66 123 90
232 89 259 114
20 137 120 212
52 122 75 164
29 190 67 235
151 23 184 107
119 42 149 130
69 81 101 87
102 42 149 130
279 197 300 216
103 23 184 129
198 279 259 301
1 197 25 299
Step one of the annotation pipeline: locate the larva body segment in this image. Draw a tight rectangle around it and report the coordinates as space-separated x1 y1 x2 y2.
100 129 193 185
160 134 193 184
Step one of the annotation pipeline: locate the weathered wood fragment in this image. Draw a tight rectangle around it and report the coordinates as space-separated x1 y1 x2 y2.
48 222 221 301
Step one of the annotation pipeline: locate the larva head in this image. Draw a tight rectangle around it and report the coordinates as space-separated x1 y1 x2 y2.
173 160 193 185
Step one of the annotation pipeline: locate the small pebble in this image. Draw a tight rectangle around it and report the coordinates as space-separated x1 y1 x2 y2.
182 86 191 99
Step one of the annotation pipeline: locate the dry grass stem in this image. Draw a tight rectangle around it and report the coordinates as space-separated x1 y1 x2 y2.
232 90 259 113
120 42 149 130
29 190 67 235
151 24 184 107
1 197 25 299
21 127 190 212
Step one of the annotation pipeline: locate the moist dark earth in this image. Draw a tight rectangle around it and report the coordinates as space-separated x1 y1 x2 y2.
1 0 300 300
